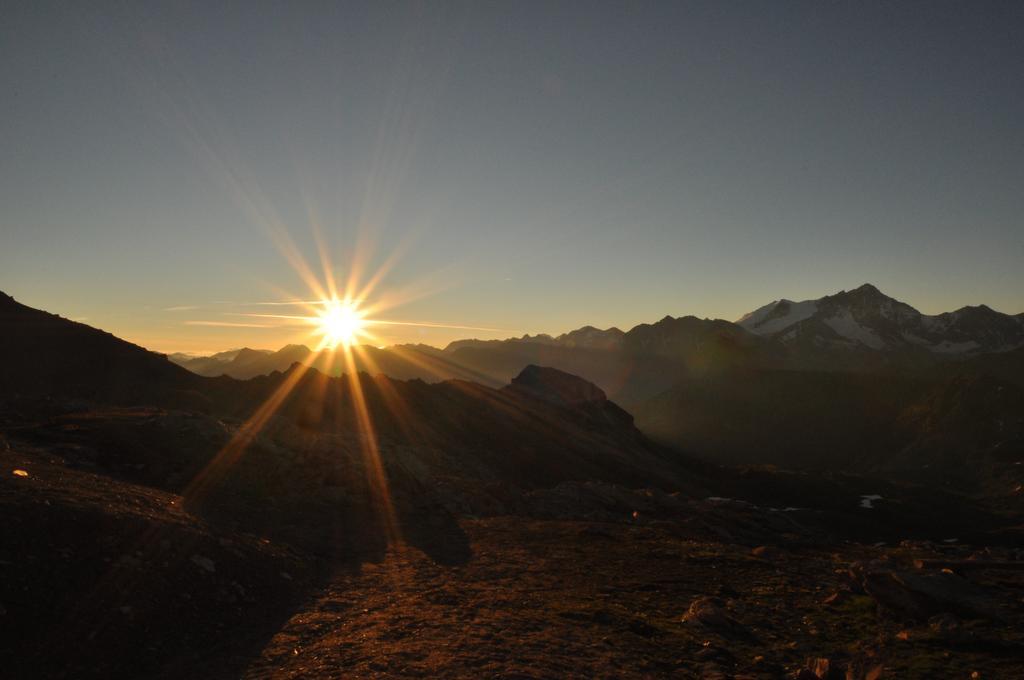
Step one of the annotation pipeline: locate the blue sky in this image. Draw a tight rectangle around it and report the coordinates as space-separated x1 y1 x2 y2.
2 1 1022 352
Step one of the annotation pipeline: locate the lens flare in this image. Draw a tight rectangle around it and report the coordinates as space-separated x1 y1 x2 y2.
317 299 365 348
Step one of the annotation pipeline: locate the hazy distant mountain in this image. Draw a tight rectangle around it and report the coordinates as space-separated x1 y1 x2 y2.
171 348 274 377
737 283 1024 355
443 333 558 353
442 317 754 358
169 348 252 364
436 314 772 407
445 326 626 352
217 345 308 379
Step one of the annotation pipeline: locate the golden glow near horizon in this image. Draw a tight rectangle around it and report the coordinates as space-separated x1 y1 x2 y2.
317 299 366 348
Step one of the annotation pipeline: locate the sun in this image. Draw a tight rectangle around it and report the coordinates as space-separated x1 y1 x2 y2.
317 300 366 348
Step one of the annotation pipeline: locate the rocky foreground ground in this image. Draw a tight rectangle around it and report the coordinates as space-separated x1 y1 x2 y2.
247 518 1024 680
3 431 1024 679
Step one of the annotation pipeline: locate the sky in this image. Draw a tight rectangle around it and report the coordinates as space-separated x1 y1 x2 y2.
2 1 1022 354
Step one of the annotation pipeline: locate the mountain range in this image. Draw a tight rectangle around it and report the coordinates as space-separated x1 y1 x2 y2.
161 285 1024 483
6 284 1023 523
5 285 1023 494
171 284 1024 384
4 287 1024 678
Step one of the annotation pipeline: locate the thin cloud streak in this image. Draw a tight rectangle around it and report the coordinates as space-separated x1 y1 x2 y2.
245 300 335 306
185 320 275 328
230 313 314 322
367 319 515 333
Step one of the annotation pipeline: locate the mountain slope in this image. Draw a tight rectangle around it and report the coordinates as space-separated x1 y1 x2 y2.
194 362 694 496
634 367 932 469
0 292 200 404
633 363 1024 499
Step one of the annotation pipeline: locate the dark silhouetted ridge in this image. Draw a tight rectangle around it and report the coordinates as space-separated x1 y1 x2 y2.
0 291 199 404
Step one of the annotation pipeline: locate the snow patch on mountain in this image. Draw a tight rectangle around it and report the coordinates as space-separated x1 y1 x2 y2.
823 310 887 349
736 301 780 328
737 299 818 335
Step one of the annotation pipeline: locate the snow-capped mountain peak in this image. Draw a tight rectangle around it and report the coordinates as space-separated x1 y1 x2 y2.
737 284 1024 355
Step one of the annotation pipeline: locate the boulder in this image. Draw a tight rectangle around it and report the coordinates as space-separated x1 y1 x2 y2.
861 570 1003 622
681 596 751 639
751 545 784 560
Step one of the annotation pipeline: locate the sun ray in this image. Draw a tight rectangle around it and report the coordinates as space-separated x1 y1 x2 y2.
311 220 340 302
181 351 326 505
338 343 402 544
269 228 330 302
351 345 440 446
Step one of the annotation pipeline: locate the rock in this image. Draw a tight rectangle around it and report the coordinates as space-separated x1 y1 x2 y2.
799 657 843 679
822 590 850 606
682 597 751 639
190 555 216 573
508 365 608 406
811 657 835 679
861 570 1003 622
695 645 725 660
845 559 891 594
842 661 884 680
505 365 635 426
751 545 783 559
